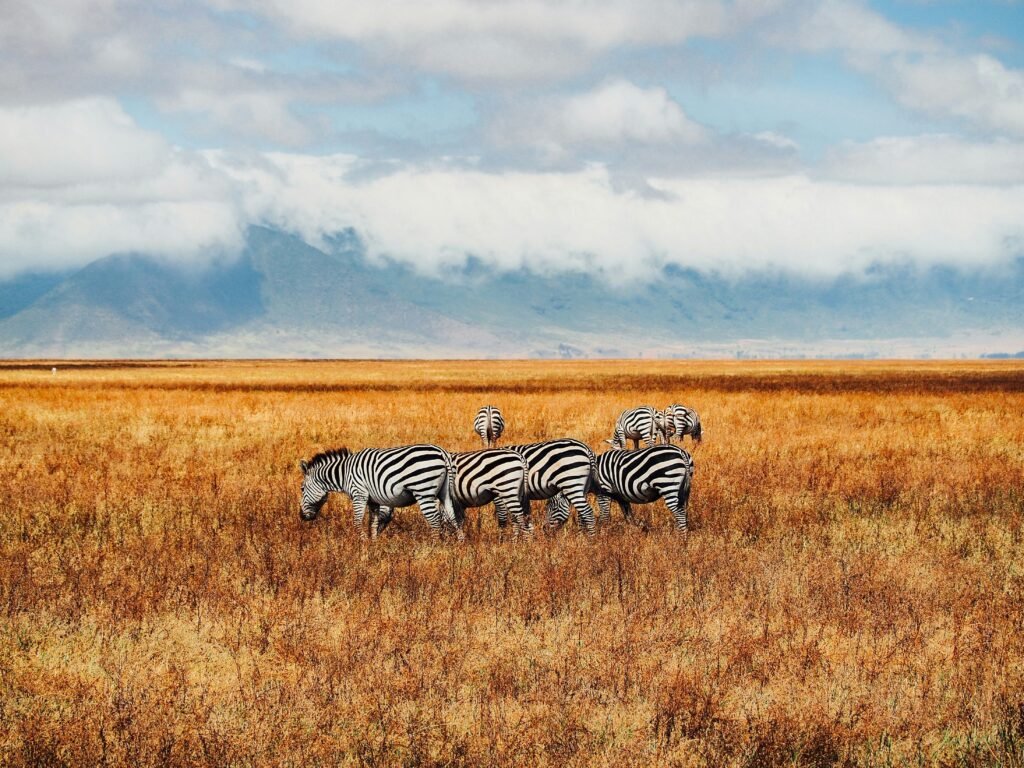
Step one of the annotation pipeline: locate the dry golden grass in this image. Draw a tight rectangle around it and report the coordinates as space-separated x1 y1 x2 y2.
1 359 1023 767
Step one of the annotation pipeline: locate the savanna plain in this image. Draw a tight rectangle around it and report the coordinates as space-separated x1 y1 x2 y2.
2 359 1024 767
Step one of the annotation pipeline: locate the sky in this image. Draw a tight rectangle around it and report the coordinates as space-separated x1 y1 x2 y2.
1 0 1023 281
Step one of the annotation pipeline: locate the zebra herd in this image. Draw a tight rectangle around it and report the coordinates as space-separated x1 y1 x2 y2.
298 404 700 539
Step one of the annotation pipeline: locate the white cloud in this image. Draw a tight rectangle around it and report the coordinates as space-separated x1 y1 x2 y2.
883 54 1024 138
823 135 1024 184
557 80 707 145
224 0 733 81
784 0 936 55
773 1 1024 138
0 201 242 276
0 98 166 188
213 154 1024 279
0 99 242 275
490 79 707 160
752 131 798 150
160 88 314 146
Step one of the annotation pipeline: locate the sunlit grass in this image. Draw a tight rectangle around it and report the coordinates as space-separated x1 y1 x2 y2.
1 359 1023 766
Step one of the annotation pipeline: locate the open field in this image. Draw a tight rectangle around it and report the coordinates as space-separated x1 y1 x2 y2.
2 359 1024 767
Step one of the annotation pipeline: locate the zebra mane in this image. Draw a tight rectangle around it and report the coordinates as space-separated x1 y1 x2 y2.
305 447 351 468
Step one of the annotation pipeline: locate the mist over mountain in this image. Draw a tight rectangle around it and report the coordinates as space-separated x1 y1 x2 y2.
0 226 1021 358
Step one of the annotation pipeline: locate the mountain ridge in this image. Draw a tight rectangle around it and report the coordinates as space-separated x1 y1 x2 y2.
1 226 1021 358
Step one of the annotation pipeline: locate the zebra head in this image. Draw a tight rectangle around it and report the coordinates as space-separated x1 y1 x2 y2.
604 438 626 451
544 493 572 529
299 451 345 521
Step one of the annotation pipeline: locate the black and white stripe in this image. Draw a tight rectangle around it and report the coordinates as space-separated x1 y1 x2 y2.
474 405 505 448
546 445 694 532
506 438 598 534
609 406 664 450
299 445 457 539
378 448 532 537
663 404 702 444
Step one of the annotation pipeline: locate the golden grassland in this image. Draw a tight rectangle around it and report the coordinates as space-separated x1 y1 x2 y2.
1 359 1024 767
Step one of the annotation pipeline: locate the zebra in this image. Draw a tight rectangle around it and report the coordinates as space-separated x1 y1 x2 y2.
546 445 694 532
662 404 702 444
505 438 599 535
474 405 505 448
376 448 533 537
608 406 665 450
298 444 458 539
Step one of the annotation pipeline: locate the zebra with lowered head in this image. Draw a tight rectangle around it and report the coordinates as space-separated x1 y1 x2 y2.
299 444 458 539
474 405 505 448
377 448 533 538
546 444 694 532
662 404 702 444
608 406 665 450
505 438 599 535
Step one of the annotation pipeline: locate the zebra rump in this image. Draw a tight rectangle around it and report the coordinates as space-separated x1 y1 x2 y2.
547 444 694 532
663 404 702 443
474 405 505 448
506 438 598 534
609 406 664 449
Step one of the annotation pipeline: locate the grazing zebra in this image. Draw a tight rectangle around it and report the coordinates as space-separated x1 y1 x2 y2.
546 445 694 532
377 448 532 537
662 404 702 444
299 444 458 539
505 438 598 535
608 406 665 450
474 405 505 448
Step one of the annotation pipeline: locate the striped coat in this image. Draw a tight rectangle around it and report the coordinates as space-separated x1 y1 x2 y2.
299 445 457 539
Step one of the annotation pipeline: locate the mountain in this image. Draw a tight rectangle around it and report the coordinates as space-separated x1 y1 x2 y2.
0 225 1022 357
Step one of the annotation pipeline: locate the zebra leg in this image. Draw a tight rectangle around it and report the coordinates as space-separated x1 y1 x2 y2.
351 491 370 540
367 500 381 540
508 494 533 538
618 498 649 531
564 486 597 536
494 498 509 528
597 493 612 524
374 506 395 538
659 474 692 533
494 497 521 538
415 493 444 539
519 492 534 535
417 493 463 541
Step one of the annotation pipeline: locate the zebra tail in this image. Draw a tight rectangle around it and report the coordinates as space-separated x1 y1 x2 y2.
679 468 693 509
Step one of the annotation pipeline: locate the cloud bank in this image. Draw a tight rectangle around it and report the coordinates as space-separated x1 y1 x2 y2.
2 97 1022 280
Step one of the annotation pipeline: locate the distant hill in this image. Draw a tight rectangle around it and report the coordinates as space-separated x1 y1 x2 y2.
0 226 1021 357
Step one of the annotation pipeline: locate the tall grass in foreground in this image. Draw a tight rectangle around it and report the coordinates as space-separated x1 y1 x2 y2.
1 360 1024 767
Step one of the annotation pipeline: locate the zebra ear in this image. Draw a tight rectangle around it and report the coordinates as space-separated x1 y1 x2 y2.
603 439 614 445
299 460 309 473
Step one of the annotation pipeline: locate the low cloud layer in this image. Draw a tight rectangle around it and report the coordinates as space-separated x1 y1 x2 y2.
227 155 1024 279
2 99 1022 280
